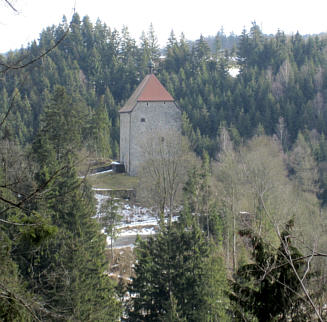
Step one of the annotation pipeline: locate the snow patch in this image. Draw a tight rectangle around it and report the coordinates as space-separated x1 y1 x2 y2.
95 193 160 248
228 67 240 77
90 169 113 176
95 192 178 248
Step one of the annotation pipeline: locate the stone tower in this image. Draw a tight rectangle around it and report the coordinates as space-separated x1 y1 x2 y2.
119 73 181 175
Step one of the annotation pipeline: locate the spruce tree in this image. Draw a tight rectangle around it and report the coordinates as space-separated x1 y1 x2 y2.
88 96 112 158
230 220 310 321
128 211 229 321
15 87 122 320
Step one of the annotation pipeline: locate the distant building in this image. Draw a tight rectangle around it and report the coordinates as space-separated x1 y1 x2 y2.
119 73 181 175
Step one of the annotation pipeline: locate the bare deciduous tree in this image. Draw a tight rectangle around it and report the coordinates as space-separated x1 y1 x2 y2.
215 133 327 320
137 130 194 222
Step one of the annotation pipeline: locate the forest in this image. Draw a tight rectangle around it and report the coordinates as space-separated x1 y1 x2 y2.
1 11 327 321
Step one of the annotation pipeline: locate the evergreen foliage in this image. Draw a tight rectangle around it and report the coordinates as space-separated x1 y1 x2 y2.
230 221 310 321
0 85 121 320
2 15 327 176
128 213 229 321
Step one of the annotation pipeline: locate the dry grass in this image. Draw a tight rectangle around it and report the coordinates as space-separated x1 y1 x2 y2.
76 150 113 175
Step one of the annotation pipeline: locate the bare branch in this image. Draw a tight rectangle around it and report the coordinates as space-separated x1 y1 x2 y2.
260 195 324 322
0 164 68 217
0 217 37 226
4 0 18 12
0 282 41 322
301 251 314 283
283 241 323 321
0 77 27 127
0 14 72 74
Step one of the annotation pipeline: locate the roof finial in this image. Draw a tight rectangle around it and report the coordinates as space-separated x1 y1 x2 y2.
148 59 155 74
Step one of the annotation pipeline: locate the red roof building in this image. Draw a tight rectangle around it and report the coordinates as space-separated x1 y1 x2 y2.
119 73 181 175
119 74 174 113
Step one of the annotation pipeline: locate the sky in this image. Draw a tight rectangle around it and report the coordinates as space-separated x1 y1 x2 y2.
1 0 327 53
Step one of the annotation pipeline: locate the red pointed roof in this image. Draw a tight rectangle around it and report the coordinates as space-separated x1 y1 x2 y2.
119 74 174 113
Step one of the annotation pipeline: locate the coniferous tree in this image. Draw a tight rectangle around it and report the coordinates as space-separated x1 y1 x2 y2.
15 86 122 321
128 210 229 321
230 220 311 321
88 96 112 158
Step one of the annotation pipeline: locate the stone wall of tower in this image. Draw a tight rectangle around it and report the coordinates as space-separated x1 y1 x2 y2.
119 112 131 173
127 101 181 176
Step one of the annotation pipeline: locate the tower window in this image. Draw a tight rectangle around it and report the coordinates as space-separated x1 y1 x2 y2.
141 118 146 122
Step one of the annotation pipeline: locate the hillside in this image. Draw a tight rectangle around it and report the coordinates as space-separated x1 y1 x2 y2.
2 16 327 203
1 17 327 156
1 13 327 321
